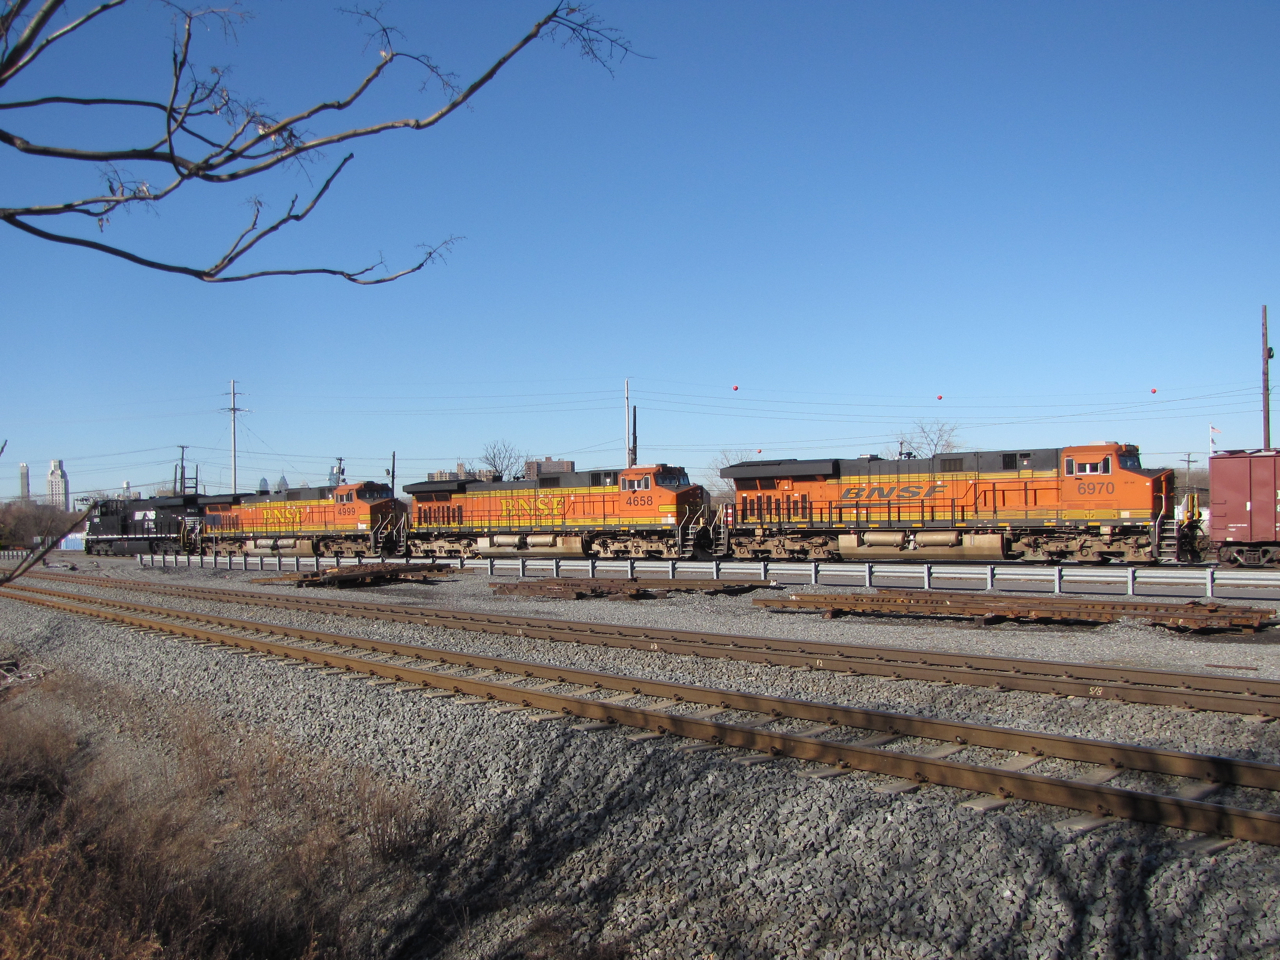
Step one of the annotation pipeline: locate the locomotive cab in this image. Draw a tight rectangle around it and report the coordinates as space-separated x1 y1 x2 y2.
1059 443 1172 523
332 482 405 552
617 465 706 522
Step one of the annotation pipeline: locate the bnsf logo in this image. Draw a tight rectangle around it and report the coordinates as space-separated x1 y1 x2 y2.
500 497 566 517
840 484 949 501
262 507 305 522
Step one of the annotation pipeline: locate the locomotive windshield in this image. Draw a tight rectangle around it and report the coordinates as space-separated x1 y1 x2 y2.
1118 454 1141 470
655 472 690 487
357 484 393 501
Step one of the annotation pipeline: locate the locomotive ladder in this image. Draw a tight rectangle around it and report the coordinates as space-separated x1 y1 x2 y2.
1155 518 1181 562
675 509 703 558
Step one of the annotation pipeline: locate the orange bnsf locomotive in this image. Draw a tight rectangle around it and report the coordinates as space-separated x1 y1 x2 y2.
719 442 1177 563
403 464 709 559
85 481 404 557
85 440 1178 565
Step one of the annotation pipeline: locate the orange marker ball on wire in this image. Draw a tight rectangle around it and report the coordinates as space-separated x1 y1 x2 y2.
733 385 738 391
757 449 762 453
1151 388 1157 394
937 395 943 400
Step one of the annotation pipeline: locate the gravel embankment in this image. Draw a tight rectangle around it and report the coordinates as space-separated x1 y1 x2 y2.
4 559 1280 959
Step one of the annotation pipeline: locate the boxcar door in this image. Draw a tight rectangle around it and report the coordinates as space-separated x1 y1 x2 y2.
1250 455 1279 542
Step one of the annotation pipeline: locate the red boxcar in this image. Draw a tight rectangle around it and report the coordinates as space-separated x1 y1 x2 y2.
1208 451 1280 565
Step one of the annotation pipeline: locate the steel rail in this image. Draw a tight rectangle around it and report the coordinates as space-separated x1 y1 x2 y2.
16 574 1280 717
7 586 1280 845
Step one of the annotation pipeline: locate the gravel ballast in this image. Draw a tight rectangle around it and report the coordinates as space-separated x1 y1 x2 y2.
3 559 1280 959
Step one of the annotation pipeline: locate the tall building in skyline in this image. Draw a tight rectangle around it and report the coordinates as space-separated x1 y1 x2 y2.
18 463 29 501
46 459 69 511
524 457 575 479
428 463 499 483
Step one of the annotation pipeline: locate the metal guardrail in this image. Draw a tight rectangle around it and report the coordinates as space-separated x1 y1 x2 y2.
132 553 1280 598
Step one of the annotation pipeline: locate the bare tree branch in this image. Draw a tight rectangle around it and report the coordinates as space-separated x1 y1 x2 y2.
0 0 127 84
896 420 962 459
2 210 457 282
0 1 633 283
704 448 754 503
479 440 528 481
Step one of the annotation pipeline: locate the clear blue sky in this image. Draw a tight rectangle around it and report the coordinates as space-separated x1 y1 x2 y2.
4 0 1279 498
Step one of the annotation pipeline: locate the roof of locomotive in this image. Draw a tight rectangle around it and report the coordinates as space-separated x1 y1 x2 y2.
721 449 1068 479
234 485 382 504
404 468 628 496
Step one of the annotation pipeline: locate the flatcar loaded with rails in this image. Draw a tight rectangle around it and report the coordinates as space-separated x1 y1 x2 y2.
719 442 1178 564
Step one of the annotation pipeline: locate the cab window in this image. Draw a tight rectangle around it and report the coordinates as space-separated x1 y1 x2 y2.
1073 457 1111 475
1118 455 1141 470
622 476 651 491
337 492 354 503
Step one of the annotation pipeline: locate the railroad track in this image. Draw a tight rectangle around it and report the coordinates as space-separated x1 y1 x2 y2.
16 572 1280 718
5 584 1280 847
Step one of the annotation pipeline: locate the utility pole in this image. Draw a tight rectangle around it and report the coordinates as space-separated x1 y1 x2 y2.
623 379 630 468
630 405 638 467
177 445 188 494
1265 306 1273 449
224 380 247 494
1182 452 1196 497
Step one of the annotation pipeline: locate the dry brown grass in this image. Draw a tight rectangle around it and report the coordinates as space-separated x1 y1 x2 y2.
0 675 451 960
0 660 633 960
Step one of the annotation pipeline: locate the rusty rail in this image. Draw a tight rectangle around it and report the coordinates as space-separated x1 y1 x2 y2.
15 573 1280 717
755 591 1274 632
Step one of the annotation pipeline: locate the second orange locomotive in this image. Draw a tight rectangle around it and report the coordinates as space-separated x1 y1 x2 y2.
404 464 710 559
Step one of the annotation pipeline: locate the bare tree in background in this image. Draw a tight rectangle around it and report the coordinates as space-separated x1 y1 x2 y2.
0 500 74 549
0 1 632 283
896 420 961 459
478 440 527 481
701 448 754 504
